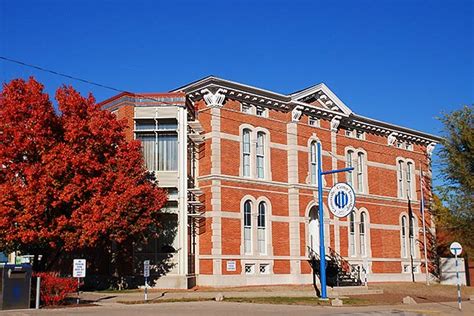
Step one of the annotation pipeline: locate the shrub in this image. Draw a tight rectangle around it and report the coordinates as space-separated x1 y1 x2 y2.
34 272 77 306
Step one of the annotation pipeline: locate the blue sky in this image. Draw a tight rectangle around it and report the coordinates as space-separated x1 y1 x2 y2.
0 0 473 183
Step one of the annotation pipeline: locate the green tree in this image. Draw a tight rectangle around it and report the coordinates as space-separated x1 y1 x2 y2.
434 105 473 255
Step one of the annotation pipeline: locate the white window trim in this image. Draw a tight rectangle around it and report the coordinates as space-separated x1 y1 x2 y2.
241 103 269 118
345 129 355 137
255 106 268 118
134 118 178 172
309 141 318 185
348 208 371 258
305 202 330 257
308 116 320 127
240 195 273 257
344 128 365 140
396 157 417 200
241 103 254 114
257 201 267 255
349 211 356 257
255 127 272 181
242 129 251 177
355 130 366 140
239 125 272 180
256 131 265 179
359 211 367 257
400 214 408 258
243 199 253 255
344 147 369 194
346 150 355 187
399 212 420 260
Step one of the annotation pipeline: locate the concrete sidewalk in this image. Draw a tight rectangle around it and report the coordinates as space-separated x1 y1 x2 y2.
80 286 382 304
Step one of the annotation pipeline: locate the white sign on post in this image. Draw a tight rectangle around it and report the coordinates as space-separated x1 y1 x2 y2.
73 259 86 278
143 260 150 301
450 241 463 311
143 260 150 278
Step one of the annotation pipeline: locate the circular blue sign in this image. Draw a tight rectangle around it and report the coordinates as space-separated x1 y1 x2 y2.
327 183 356 217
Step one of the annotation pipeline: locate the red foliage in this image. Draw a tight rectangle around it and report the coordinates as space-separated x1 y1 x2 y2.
34 272 77 306
0 78 167 256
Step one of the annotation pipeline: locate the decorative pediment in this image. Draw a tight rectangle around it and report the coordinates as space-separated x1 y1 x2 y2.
290 83 352 115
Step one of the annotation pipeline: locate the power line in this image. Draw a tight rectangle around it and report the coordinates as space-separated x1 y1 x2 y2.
0 56 433 166
0 56 124 93
0 56 180 106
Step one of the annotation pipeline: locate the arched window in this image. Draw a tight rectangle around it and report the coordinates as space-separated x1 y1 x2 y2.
359 212 367 257
310 141 318 184
409 215 416 257
256 132 265 179
346 150 354 187
257 202 266 254
244 200 252 254
349 211 356 256
401 215 408 258
242 129 251 177
357 152 364 193
406 162 413 199
308 205 319 255
398 160 404 197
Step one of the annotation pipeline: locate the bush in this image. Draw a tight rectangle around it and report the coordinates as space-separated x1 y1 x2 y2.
34 272 77 306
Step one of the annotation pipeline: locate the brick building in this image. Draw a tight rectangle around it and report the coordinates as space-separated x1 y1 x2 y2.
101 76 439 289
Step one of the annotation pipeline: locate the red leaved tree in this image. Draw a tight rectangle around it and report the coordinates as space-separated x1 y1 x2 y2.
0 77 167 271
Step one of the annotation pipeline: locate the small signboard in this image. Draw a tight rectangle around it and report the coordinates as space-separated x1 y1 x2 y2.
450 242 463 256
327 183 356 218
144 260 150 278
226 260 236 272
73 259 86 278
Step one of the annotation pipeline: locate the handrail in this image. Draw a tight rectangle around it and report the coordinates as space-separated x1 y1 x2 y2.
328 247 351 274
307 245 320 261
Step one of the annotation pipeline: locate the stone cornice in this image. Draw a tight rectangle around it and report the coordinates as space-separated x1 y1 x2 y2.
176 76 440 146
189 84 292 111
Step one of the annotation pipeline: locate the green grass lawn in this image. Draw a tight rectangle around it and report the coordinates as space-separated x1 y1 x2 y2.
224 296 370 306
117 297 214 304
117 296 371 306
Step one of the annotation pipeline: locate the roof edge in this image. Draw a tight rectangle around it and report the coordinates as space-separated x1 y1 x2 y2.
352 114 441 143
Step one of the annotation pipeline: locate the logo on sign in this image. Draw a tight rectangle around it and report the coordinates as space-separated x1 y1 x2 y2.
328 183 356 218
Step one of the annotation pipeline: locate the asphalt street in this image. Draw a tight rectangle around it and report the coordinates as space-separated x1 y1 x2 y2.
0 301 472 316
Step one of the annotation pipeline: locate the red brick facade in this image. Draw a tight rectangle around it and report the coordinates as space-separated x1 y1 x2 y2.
181 77 439 285
103 76 439 286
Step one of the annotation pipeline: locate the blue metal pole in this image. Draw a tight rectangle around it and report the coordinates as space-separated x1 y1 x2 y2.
317 142 327 299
